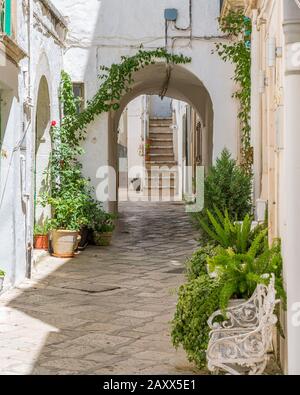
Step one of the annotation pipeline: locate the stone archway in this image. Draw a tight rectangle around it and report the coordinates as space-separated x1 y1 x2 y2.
34 76 51 225
108 63 214 211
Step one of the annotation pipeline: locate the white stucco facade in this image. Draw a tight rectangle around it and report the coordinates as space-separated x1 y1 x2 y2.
52 0 239 206
0 0 66 288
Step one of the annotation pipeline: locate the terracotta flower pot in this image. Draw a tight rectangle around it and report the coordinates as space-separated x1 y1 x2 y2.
34 234 49 250
93 231 113 246
51 230 80 258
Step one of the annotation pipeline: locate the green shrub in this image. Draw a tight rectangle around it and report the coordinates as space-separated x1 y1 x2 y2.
202 149 252 220
172 210 286 369
208 237 286 310
198 207 266 255
93 212 117 233
185 245 216 281
171 274 225 369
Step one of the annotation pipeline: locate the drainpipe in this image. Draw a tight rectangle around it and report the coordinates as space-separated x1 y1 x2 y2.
250 10 262 206
174 0 192 34
25 0 33 278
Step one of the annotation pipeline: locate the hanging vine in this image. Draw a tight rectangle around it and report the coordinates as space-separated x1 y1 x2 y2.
41 49 191 229
215 11 252 174
69 48 191 134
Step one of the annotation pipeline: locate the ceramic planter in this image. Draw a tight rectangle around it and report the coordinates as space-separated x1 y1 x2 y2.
93 231 113 246
34 234 49 250
51 229 80 258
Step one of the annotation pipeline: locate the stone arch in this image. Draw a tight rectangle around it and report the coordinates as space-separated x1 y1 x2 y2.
107 63 214 210
82 62 215 211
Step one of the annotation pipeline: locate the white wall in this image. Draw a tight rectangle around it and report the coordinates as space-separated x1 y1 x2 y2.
150 96 172 118
127 96 145 190
52 0 238 199
0 0 65 288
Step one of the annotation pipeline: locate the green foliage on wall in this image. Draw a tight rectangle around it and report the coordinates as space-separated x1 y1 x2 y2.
68 48 191 135
215 11 252 174
40 49 191 230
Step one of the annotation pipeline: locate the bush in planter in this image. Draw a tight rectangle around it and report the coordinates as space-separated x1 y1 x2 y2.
93 212 117 246
185 244 217 281
198 207 266 254
191 149 252 241
172 211 286 369
204 149 252 218
171 274 225 369
208 237 286 310
42 189 95 257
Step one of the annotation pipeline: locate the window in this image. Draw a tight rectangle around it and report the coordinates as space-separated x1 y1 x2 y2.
0 0 12 36
72 82 85 114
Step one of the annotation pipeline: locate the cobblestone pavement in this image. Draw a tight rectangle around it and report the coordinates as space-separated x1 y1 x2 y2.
0 202 202 375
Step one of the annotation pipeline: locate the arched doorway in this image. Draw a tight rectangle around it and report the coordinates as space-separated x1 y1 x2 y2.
109 63 214 211
34 76 51 225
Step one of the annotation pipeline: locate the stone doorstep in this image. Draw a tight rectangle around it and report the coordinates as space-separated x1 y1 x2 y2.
33 249 50 270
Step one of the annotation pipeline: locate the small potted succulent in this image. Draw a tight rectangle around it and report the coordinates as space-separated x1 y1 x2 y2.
0 269 5 292
93 212 117 246
34 220 50 250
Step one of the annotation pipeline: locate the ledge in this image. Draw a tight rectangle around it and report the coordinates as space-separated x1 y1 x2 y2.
0 33 27 66
221 0 258 17
39 0 68 29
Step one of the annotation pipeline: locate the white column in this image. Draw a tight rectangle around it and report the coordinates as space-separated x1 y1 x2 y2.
282 0 300 374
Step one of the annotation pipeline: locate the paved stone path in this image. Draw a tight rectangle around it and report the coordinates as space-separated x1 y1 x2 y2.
0 202 201 375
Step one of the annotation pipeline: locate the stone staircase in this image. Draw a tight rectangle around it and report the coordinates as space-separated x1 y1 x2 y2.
145 117 178 199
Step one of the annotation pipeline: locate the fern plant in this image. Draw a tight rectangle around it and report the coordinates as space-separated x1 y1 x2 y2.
208 237 286 310
198 207 266 255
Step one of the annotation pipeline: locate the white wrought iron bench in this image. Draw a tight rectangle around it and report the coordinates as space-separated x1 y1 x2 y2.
206 274 280 375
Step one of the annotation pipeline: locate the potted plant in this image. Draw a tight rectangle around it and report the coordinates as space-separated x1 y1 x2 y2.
0 269 5 292
34 221 50 250
78 199 104 250
93 212 116 246
45 192 88 258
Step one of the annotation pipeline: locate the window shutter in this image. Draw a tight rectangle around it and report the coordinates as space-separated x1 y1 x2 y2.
4 0 11 36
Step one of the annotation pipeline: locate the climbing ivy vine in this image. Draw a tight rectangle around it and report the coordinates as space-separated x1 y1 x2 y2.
40 49 191 229
215 11 252 174
69 48 191 134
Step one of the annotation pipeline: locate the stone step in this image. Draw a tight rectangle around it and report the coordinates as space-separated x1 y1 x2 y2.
150 145 173 150
149 132 173 140
149 118 172 127
149 153 174 158
145 185 176 190
146 160 177 164
143 188 177 198
146 165 178 173
149 127 172 133
150 138 173 146
145 178 176 187
149 152 174 160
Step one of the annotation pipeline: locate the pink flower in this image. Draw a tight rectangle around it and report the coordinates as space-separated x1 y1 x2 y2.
51 120 57 127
